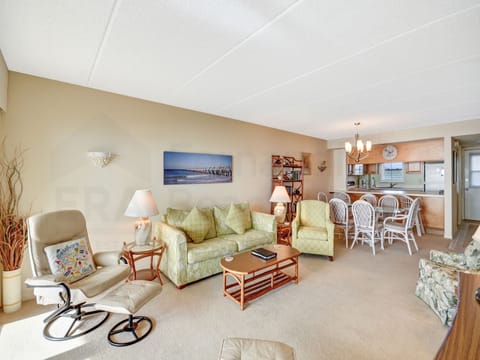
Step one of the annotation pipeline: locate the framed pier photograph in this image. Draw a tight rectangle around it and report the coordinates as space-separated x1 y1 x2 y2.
163 151 233 185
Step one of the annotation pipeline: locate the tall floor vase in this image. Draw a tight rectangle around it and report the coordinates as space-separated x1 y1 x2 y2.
2 268 22 313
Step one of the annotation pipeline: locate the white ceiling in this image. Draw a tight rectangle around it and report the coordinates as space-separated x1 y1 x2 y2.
1 0 479 140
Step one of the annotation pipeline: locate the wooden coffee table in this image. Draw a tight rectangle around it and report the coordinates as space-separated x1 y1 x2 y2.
220 244 300 310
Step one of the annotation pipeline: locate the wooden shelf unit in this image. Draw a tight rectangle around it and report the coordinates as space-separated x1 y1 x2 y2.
272 155 304 222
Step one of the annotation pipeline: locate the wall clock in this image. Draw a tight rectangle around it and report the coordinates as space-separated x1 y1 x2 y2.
382 144 398 160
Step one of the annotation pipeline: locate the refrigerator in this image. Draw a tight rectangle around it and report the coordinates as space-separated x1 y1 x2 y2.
424 162 445 192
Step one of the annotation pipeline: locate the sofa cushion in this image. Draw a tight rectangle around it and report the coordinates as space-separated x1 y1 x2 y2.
297 226 328 241
182 207 210 243
166 207 216 240
225 203 252 234
187 237 238 264
221 229 273 252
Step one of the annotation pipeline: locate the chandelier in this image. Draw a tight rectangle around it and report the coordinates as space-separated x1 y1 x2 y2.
345 122 372 163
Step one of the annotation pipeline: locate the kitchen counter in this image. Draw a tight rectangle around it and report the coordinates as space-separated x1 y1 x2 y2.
346 188 444 198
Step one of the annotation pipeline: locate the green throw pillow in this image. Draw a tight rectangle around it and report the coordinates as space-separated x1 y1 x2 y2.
225 203 252 234
199 208 217 240
166 208 190 227
181 207 210 243
214 205 235 236
166 207 216 240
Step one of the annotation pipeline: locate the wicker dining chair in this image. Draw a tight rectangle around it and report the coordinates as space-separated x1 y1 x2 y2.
382 198 420 255
329 198 353 248
333 191 351 204
359 193 377 206
351 200 383 255
397 194 425 236
317 191 328 203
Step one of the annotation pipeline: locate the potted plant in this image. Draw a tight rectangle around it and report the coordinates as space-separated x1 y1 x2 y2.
0 139 28 313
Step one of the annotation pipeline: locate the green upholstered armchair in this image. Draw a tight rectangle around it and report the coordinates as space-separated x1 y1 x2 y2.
415 226 480 326
292 200 335 260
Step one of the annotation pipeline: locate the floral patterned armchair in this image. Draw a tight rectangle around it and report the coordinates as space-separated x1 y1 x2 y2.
415 226 480 326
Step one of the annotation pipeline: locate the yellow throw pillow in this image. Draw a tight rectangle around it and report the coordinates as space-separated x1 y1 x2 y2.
225 203 252 234
182 207 210 243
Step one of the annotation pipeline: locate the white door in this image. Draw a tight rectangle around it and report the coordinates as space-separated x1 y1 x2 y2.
464 150 480 220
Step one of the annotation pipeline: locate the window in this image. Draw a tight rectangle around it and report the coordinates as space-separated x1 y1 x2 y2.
380 162 404 183
470 153 480 188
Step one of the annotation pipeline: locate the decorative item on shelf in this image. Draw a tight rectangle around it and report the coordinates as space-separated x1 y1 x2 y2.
124 189 159 246
345 122 372 163
0 139 28 313
87 151 113 168
269 186 291 224
317 161 327 172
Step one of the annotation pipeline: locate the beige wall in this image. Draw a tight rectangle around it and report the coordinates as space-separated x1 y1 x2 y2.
3 72 329 299
0 50 7 111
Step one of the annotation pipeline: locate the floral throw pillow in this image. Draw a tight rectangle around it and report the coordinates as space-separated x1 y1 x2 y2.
44 238 96 283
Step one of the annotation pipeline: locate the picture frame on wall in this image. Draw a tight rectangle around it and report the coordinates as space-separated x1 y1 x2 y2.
164 151 233 185
302 152 311 175
406 161 422 173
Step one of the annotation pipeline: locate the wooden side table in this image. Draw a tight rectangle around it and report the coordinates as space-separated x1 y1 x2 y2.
277 222 291 246
122 239 166 284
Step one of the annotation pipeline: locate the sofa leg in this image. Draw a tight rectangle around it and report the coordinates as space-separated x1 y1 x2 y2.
176 284 186 290
328 256 334 262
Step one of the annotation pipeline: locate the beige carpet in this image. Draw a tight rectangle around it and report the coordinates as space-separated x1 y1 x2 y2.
0 234 451 360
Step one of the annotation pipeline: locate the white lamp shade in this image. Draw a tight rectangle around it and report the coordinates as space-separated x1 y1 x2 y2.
269 186 291 203
124 189 159 217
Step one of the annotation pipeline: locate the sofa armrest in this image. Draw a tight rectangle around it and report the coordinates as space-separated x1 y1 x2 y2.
153 221 188 287
429 250 468 270
251 211 276 234
94 251 123 267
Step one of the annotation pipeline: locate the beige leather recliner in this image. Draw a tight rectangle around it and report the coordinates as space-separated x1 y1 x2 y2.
26 209 130 340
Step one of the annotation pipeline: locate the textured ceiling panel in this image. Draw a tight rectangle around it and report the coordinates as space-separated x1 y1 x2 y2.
0 0 479 139
89 0 297 100
0 0 116 85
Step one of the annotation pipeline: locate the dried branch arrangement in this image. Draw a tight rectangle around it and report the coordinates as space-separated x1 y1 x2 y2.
0 138 28 271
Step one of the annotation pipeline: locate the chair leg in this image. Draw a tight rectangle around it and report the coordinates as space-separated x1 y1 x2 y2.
405 233 412 255
43 303 110 341
410 231 419 252
344 227 348 248
107 314 154 347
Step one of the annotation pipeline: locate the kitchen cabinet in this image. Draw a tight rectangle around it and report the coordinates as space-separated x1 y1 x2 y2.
346 138 443 164
366 164 377 174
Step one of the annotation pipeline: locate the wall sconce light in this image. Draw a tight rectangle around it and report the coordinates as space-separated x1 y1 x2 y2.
317 161 327 172
87 151 113 168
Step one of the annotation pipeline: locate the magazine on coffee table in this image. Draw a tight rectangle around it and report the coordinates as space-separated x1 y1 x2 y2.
251 247 277 260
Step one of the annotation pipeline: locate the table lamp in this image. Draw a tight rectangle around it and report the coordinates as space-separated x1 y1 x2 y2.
269 186 291 224
124 189 159 245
